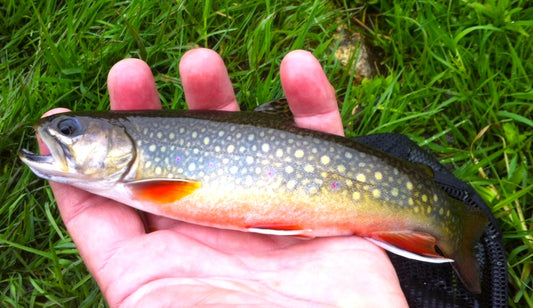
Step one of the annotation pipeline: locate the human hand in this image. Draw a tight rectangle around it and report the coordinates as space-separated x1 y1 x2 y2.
39 49 408 307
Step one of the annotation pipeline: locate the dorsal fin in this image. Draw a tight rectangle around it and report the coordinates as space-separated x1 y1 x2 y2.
254 99 293 121
410 161 435 178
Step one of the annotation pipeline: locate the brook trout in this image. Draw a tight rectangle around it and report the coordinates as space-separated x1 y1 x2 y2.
19 101 488 293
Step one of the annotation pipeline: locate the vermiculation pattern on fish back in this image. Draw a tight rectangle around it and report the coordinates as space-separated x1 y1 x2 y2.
118 112 461 237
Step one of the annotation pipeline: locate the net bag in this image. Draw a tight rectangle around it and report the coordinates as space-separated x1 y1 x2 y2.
353 133 508 308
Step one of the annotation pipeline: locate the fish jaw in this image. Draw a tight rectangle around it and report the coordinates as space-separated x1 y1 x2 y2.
19 125 74 183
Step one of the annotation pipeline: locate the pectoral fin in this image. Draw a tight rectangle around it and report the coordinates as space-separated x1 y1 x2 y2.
366 231 453 263
128 179 201 204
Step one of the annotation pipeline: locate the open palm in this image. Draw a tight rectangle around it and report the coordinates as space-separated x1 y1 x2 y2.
40 49 407 307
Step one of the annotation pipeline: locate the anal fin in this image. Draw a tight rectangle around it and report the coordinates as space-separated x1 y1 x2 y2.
367 231 453 263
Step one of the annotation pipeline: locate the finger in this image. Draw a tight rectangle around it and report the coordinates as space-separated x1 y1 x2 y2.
280 50 344 136
146 49 241 232
108 58 161 110
37 109 146 284
107 58 182 230
179 48 239 111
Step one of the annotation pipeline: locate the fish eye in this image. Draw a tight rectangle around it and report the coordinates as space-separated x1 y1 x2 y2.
56 117 83 137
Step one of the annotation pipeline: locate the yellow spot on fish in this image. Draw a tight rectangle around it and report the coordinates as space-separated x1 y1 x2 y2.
406 181 414 190
345 152 353 159
149 145 156 152
188 163 196 171
203 137 210 145
414 206 420 213
145 161 152 168
155 167 162 175
356 173 366 182
314 179 323 185
285 166 294 174
374 172 383 180
275 149 283 157
408 198 414 206
352 192 361 201
421 194 428 202
169 133 175 139
262 143 270 152
160 146 166 153
391 188 399 197
446 210 451 217
337 165 346 173
287 180 297 190
321 172 328 178
346 179 353 187
246 156 254 164
215 146 221 152
295 149 304 158
227 145 235 153
321 155 330 165
427 207 432 214
304 165 314 173
433 194 439 202
230 166 238 174
192 131 198 138
372 189 381 198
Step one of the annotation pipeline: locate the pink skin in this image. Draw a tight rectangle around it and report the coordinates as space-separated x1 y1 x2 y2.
39 49 408 307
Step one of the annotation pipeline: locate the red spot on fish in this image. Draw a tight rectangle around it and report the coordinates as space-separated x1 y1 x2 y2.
266 168 277 177
330 181 340 191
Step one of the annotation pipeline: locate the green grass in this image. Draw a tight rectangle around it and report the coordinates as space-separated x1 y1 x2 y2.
1 0 531 306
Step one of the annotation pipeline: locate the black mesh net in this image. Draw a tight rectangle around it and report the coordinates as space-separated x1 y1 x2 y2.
352 133 508 308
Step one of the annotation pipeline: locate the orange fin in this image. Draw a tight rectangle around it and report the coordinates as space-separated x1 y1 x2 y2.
367 231 453 263
247 225 314 238
128 179 201 204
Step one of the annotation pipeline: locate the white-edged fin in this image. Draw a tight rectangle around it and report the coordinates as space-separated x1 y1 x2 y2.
365 237 454 264
247 227 311 236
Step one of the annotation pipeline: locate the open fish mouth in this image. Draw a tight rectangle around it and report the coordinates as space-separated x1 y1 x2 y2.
19 127 71 181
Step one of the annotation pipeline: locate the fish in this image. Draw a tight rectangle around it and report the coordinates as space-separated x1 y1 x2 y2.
19 101 488 294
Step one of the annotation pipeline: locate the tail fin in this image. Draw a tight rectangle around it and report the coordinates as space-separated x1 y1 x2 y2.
449 204 488 294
